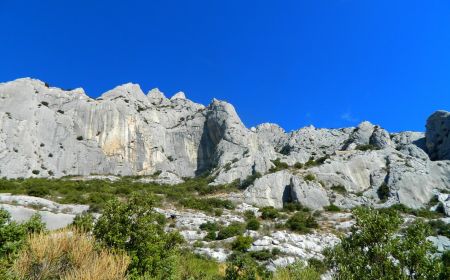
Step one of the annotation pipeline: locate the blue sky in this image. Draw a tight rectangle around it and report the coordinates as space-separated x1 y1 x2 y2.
1 1 449 132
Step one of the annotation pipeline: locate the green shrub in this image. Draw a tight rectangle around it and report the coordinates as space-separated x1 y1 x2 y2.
294 162 304 169
217 222 245 240
243 210 256 220
325 207 442 280
308 258 327 275
214 209 224 216
27 186 49 197
304 155 329 168
331 184 347 194
93 195 184 279
355 144 378 151
178 251 222 280
377 183 390 202
76 136 83 141
304 174 316 181
273 260 321 280
71 212 94 232
282 202 310 212
225 253 258 280
285 212 318 233
324 204 340 212
260 206 280 220
246 219 260 231
249 249 273 261
200 221 220 232
385 203 444 219
231 235 253 252
204 231 217 241
180 197 234 213
441 251 450 280
239 172 262 189
269 158 290 173
429 220 450 239
0 209 45 272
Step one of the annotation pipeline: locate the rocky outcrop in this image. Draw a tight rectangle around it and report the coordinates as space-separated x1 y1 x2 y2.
1 78 450 212
243 171 329 210
426 110 450 160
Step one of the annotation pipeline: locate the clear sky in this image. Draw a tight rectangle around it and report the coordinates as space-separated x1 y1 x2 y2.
1 1 449 132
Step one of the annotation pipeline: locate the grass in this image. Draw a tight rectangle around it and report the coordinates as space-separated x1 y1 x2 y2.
0 176 238 213
355 144 378 151
331 185 347 194
384 203 445 219
12 229 130 280
269 158 290 173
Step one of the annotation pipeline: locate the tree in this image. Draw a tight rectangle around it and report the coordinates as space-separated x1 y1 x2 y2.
0 209 45 278
325 207 442 280
93 195 183 279
71 212 94 232
231 235 253 252
225 253 258 280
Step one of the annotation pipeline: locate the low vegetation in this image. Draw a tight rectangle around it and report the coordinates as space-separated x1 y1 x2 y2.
1 198 449 279
12 229 130 280
355 144 378 151
284 211 319 233
0 176 237 213
269 158 290 173
325 207 445 280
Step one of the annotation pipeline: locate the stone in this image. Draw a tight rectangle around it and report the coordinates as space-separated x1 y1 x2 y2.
426 110 450 160
369 126 392 149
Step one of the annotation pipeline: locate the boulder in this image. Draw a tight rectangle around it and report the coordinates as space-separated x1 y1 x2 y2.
426 110 450 160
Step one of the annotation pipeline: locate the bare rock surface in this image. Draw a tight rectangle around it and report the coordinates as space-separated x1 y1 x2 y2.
0 78 449 212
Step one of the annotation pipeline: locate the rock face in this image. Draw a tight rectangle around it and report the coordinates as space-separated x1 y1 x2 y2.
243 171 329 210
426 110 450 160
1 78 450 211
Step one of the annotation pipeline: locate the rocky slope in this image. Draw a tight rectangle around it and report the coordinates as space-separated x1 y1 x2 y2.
1 78 450 210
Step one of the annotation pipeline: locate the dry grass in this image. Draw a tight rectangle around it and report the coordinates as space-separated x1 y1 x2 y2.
12 229 130 280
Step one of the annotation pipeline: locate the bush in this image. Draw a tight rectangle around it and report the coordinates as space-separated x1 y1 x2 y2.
260 206 280 220
273 260 321 280
231 235 253 252
243 210 256 220
386 203 444 219
269 158 290 173
177 251 222 280
93 196 184 278
180 197 235 213
200 221 220 232
429 219 450 239
249 249 273 261
285 212 318 233
246 219 260 231
12 229 130 280
76 136 84 141
282 202 309 212
304 155 329 168
27 186 50 197
325 207 442 280
0 211 45 278
304 174 316 181
294 162 304 169
355 144 378 151
324 204 340 212
225 253 258 280
217 222 245 240
71 212 94 232
239 172 262 189
377 183 390 202
331 184 347 194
